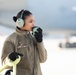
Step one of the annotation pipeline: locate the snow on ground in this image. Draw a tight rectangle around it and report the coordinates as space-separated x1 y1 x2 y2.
0 25 76 75
41 39 76 75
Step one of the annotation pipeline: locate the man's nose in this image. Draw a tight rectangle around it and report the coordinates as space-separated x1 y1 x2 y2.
32 23 35 27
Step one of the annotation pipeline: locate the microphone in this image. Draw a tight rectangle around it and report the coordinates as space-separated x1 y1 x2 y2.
32 26 39 35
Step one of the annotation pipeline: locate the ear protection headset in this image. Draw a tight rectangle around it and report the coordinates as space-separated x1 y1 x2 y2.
16 10 24 28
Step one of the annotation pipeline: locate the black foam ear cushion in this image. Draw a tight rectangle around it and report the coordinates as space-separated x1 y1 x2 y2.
13 16 17 22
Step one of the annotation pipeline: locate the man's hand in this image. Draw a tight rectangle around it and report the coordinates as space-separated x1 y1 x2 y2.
32 26 43 42
8 52 23 61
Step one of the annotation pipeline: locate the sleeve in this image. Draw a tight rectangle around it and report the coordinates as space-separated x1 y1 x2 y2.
1 41 15 67
36 41 47 63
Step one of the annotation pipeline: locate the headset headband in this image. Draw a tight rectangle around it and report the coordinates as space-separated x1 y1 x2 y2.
20 10 24 19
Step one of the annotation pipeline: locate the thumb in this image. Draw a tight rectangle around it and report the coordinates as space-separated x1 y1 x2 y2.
16 53 23 57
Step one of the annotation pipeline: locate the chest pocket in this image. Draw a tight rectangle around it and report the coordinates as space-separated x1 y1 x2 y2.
17 42 29 49
17 41 29 56
19 35 34 54
16 34 35 58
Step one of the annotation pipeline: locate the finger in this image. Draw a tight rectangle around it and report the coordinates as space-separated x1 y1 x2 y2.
17 53 23 57
35 32 39 34
37 28 42 33
34 32 42 37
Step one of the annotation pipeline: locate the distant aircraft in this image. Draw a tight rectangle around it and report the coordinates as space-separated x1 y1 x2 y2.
0 0 76 34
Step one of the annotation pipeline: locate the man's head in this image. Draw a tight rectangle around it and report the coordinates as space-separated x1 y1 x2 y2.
13 9 35 31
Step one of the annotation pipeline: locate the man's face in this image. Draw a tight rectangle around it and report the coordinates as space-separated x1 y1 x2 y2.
22 15 35 31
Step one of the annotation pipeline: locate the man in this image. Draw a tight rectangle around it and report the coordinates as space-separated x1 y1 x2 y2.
1 9 47 75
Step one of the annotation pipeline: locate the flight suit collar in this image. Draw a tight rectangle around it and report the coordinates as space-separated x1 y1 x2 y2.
15 27 30 36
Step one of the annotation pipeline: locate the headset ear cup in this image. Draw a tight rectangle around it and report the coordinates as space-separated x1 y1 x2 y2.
16 18 24 28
